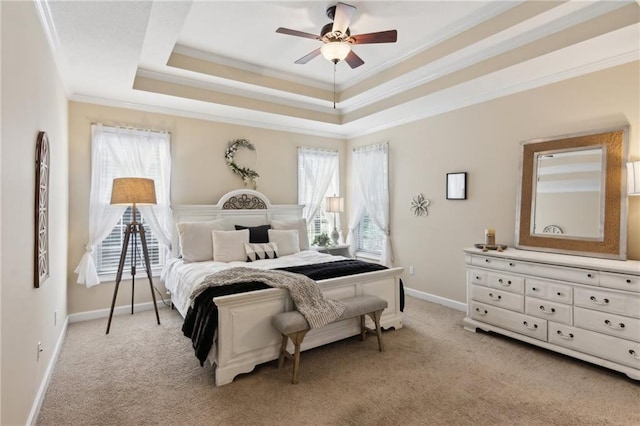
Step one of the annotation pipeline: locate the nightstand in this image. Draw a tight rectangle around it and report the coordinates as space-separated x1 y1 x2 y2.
310 243 351 257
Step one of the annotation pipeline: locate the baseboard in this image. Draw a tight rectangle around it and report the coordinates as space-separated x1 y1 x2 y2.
404 287 467 312
68 300 168 323
27 316 69 426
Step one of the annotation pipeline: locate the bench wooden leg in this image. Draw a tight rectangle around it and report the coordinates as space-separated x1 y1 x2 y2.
366 310 385 352
278 330 309 384
291 330 308 384
278 334 288 369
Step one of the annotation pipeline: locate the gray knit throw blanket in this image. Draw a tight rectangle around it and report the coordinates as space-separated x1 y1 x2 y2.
190 267 346 329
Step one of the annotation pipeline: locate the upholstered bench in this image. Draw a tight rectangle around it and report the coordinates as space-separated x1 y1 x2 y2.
271 294 388 384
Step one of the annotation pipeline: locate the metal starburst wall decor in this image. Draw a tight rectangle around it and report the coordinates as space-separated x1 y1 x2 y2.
410 193 430 216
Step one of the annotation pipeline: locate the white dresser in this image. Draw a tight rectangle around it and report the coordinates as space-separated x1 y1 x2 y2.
463 248 640 380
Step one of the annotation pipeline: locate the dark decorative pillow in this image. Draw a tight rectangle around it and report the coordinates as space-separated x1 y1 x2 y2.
244 242 279 262
235 224 271 243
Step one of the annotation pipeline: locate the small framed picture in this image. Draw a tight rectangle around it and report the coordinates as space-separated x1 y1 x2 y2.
446 172 467 200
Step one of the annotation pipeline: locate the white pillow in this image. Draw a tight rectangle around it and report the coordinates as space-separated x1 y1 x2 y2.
270 219 309 250
212 229 250 262
177 219 230 263
267 229 300 256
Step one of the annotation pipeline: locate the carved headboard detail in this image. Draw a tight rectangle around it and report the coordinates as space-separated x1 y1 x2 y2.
222 194 267 210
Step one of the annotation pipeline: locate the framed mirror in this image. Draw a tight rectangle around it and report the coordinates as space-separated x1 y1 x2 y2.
446 172 467 200
515 127 628 259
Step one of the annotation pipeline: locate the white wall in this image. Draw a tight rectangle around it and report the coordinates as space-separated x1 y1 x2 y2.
347 61 639 304
1 2 69 424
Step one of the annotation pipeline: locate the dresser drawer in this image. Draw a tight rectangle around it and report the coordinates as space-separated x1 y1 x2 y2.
505 260 599 286
470 285 524 312
525 296 572 325
525 278 573 304
574 307 640 343
468 269 488 286
487 273 525 294
469 301 547 341
600 272 640 293
470 256 507 270
574 287 640 319
549 323 640 370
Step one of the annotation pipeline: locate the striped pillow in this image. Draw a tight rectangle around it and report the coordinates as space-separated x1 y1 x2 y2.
244 242 279 262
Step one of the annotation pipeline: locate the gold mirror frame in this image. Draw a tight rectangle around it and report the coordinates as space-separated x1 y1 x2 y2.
515 127 628 260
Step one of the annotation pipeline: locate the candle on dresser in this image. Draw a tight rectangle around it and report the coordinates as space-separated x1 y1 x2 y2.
484 228 496 246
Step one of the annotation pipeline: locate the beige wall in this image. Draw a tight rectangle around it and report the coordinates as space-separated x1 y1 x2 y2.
67 102 345 314
1 2 69 424
347 61 639 303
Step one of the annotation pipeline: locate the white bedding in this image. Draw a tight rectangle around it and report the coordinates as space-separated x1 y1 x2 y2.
161 250 348 315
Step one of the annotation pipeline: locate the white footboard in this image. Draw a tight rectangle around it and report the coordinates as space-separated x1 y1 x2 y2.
212 267 404 386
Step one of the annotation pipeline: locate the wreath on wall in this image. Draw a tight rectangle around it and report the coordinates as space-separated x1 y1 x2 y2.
225 138 259 189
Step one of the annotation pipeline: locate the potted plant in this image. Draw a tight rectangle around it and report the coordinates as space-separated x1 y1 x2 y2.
312 233 332 247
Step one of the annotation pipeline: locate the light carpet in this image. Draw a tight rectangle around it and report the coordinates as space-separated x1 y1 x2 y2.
37 297 640 425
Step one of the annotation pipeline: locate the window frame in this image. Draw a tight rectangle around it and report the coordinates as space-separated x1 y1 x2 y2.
93 126 169 280
297 148 340 244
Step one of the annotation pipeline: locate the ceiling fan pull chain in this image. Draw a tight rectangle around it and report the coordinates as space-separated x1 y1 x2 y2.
333 62 337 109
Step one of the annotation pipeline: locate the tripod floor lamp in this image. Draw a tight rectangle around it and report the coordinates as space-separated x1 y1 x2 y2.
106 177 161 334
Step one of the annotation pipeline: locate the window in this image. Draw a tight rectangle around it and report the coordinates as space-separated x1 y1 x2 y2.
75 124 172 286
95 128 170 278
356 211 385 255
297 148 339 244
348 142 391 266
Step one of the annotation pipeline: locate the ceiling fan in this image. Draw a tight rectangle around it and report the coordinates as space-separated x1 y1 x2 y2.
276 2 398 69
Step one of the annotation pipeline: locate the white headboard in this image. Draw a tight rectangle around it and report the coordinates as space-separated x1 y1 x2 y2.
170 189 304 257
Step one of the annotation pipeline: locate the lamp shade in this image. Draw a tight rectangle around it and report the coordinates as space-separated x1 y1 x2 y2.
628 161 640 196
325 196 344 213
110 177 157 205
321 42 351 63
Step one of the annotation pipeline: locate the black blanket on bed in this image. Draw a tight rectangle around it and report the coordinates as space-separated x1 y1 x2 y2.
182 259 404 366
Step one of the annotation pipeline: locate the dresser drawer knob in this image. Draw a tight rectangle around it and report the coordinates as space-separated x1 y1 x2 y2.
626 279 632 284
485 259 490 263
590 296 610 305
475 276 481 280
587 273 593 278
604 320 625 330
508 262 515 267
630 350 640 360
497 278 511 286
522 321 538 330
532 287 538 292
539 305 556 314
488 293 502 301
475 307 488 315
556 292 562 296
557 330 574 340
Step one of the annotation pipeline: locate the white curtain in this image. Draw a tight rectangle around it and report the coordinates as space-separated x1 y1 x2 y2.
346 142 393 266
298 147 339 231
75 124 172 287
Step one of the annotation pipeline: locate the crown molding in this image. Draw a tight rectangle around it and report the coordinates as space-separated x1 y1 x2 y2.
33 0 71 97
69 94 345 139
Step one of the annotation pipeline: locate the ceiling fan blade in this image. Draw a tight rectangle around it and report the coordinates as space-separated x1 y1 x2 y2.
344 50 364 69
351 30 397 44
332 2 356 35
294 48 322 64
276 27 320 40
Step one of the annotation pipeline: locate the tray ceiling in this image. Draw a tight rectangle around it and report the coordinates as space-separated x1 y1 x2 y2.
38 0 640 138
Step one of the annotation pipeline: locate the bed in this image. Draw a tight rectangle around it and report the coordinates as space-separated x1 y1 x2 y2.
162 189 404 386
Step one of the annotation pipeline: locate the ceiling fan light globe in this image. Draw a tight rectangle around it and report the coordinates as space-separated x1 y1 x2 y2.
321 42 351 62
